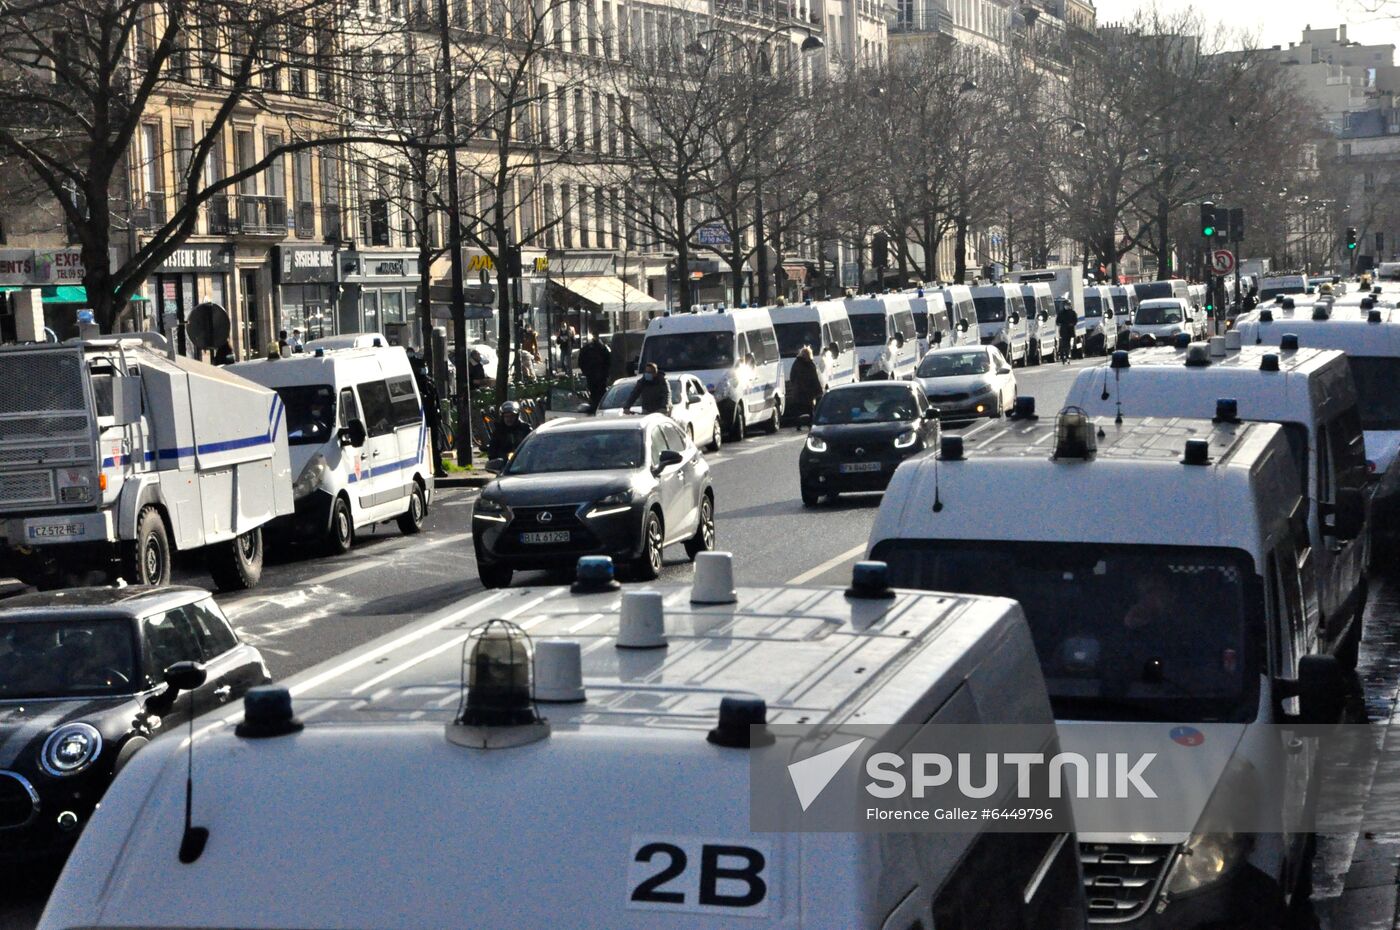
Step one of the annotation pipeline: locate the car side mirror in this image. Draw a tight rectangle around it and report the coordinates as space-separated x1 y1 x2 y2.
576 403 592 414
1009 313 1020 324
958 320 970 332
484 457 505 474
1038 312 1048 322
656 449 683 473
1282 654 1348 724
828 342 841 358
893 333 905 348
164 660 207 693
340 418 367 448
1327 488 1366 540
998 366 1012 375
922 409 939 420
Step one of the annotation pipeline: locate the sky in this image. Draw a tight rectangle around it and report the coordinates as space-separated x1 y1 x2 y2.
1093 0 1400 53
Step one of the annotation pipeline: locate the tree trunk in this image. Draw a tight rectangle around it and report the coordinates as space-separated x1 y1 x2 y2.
922 214 936 281
415 171 433 344
494 240 512 402
953 215 969 284
675 191 692 313
1156 199 1172 280
83 192 115 332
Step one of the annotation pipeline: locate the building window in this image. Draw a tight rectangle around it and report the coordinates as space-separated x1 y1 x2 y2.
561 183 573 248
543 182 556 249
578 185 590 248
293 151 315 237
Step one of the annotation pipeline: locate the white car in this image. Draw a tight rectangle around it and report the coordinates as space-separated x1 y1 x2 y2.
595 373 723 452
914 345 1017 421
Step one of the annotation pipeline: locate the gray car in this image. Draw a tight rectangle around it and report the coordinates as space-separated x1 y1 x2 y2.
472 416 715 587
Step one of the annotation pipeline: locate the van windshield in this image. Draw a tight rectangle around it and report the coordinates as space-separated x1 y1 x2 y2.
1348 357 1400 430
639 333 734 371
973 297 1007 323
1082 295 1104 317
1135 282 1174 301
1136 304 1184 325
773 322 822 358
275 385 337 446
1259 281 1306 301
849 314 889 347
874 540 1261 723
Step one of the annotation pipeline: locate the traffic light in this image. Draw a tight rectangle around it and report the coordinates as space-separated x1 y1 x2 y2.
1200 202 1217 238
1347 227 1358 251
1229 208 1245 242
872 232 889 269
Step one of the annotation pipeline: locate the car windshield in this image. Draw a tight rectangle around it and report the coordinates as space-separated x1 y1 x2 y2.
639 333 734 371
918 352 989 378
1348 357 1400 430
598 379 682 410
1136 305 1184 325
876 541 1259 723
973 297 1007 323
1082 295 1104 317
0 617 138 699
849 313 889 346
816 386 920 424
276 384 337 446
1112 294 1130 312
505 429 644 474
774 322 822 357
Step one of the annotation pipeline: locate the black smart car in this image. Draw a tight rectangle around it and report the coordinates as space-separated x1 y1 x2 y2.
472 416 715 587
798 381 940 506
0 586 269 864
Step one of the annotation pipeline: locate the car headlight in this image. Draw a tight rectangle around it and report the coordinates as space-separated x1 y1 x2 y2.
588 490 633 517
56 469 93 503
41 723 102 776
972 382 994 396
893 430 918 449
473 497 510 523
1164 832 1252 895
805 435 828 453
292 453 328 501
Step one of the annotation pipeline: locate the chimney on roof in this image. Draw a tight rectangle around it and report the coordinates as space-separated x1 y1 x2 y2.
1340 24 1348 44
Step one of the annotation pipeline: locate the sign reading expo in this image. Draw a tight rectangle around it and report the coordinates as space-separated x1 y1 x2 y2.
0 248 89 286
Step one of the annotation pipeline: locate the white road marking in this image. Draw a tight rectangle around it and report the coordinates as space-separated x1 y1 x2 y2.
304 560 385 586
786 542 868 586
423 532 472 548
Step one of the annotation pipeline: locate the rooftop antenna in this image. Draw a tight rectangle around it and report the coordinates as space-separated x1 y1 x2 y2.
172 662 209 863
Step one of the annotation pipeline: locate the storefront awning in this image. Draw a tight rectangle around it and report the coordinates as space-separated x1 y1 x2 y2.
0 285 148 304
552 275 663 315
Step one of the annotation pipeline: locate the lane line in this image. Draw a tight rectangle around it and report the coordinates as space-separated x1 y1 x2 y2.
303 560 385 586
786 542 868 586
424 531 472 548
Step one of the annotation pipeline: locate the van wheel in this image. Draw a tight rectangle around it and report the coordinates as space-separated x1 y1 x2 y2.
327 496 354 555
123 507 171 586
208 527 264 591
708 419 723 453
764 402 781 434
633 509 664 580
729 407 746 442
397 484 426 535
479 563 513 589
684 493 715 560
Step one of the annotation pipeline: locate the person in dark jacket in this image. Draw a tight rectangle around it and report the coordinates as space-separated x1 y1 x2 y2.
787 346 823 430
486 400 533 462
409 352 446 477
624 364 671 416
578 335 612 410
1055 301 1078 364
213 339 236 366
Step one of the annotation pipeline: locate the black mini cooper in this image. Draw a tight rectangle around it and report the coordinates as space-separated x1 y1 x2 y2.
0 586 269 864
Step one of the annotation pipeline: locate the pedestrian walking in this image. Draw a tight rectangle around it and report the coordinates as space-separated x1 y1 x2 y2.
409 352 447 477
787 345 823 429
624 363 672 416
468 350 495 393
578 334 611 410
276 330 290 358
486 400 533 462
290 328 305 354
1055 301 1078 364
213 338 236 366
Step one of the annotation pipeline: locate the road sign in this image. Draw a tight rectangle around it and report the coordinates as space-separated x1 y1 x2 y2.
698 224 731 247
1211 249 1236 275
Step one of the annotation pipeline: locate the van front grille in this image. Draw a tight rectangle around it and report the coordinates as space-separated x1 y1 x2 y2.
1081 842 1176 923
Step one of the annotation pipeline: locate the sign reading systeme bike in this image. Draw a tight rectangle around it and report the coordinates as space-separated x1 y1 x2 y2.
750 724 1387 835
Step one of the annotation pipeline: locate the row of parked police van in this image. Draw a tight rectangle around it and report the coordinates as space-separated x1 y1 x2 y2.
632 268 1226 442
14 274 1400 930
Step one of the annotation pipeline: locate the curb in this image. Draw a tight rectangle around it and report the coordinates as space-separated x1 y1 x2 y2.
434 475 491 489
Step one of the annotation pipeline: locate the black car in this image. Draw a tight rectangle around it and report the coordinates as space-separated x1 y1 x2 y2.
0 586 269 864
798 382 939 506
472 416 715 587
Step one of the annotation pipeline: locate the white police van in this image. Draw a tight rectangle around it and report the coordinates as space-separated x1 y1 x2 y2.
1236 301 1400 549
1019 281 1059 364
845 294 920 380
1064 340 1368 667
40 554 1090 930
938 284 978 348
229 340 433 554
971 284 1031 365
1079 286 1119 356
639 307 785 440
769 299 858 398
869 410 1345 929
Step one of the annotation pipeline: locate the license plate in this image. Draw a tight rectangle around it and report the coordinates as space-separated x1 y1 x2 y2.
840 462 882 474
520 531 570 544
27 522 85 539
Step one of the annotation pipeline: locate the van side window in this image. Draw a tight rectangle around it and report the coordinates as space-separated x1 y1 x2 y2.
755 328 779 366
356 381 396 437
894 311 916 341
1266 553 1301 715
386 375 422 427
832 318 855 351
339 388 360 428
1328 407 1367 495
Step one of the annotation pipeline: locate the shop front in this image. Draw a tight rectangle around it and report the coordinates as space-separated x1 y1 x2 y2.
150 243 234 348
339 248 422 337
276 244 338 341
0 247 138 339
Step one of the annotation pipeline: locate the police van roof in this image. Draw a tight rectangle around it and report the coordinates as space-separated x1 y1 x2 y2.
874 416 1291 555
42 581 1035 930
1236 313 1400 356
642 305 772 332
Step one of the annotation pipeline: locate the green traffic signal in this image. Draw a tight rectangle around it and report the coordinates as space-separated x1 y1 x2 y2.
1348 241 1357 250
